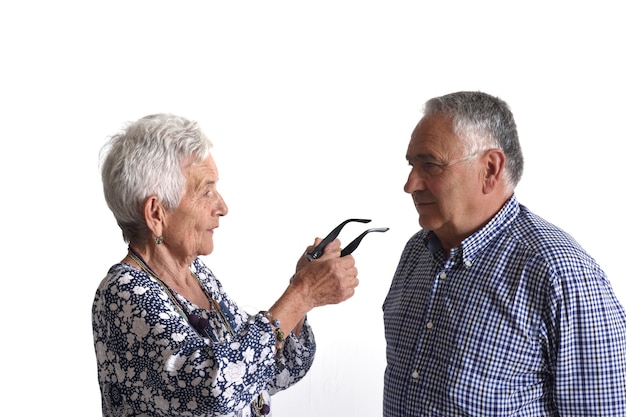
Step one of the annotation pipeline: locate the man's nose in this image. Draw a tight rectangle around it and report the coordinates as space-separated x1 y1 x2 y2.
404 168 425 194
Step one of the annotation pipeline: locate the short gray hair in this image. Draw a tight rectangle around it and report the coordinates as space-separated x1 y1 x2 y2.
99 113 213 243
423 91 524 189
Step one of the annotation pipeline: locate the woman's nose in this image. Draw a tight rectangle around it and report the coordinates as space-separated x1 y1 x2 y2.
216 193 229 216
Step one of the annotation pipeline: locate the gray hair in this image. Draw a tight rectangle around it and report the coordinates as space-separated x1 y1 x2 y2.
423 91 524 189
99 113 213 243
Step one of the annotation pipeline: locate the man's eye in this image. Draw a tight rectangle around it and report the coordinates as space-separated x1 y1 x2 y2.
408 160 445 176
423 162 441 170
421 162 444 175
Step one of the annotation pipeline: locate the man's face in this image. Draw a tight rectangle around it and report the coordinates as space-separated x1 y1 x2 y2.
404 114 486 246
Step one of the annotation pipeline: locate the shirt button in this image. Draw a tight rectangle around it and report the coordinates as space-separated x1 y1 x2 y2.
464 259 472 267
440 272 447 280
411 370 419 379
426 321 434 329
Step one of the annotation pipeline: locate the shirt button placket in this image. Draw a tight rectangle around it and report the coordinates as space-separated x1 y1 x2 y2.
426 270 444 332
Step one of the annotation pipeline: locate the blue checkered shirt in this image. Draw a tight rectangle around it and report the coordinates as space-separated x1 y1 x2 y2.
383 195 626 416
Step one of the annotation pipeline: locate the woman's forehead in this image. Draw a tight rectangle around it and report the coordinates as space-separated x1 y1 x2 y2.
185 154 219 183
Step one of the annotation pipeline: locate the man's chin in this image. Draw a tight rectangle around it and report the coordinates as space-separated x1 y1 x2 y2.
417 215 439 231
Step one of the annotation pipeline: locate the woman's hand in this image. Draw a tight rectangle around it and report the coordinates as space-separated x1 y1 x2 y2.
291 238 359 308
268 238 359 337
294 238 321 273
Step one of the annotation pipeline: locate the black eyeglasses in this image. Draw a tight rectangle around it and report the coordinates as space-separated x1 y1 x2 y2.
305 218 389 261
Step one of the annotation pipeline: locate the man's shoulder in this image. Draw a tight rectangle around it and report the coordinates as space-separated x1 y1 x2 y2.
511 205 600 272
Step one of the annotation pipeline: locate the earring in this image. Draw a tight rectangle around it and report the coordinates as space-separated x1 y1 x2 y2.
155 236 164 245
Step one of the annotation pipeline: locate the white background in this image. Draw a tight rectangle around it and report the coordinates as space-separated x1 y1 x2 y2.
2 1 624 416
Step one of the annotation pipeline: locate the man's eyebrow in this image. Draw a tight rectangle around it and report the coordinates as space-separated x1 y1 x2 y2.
406 153 436 162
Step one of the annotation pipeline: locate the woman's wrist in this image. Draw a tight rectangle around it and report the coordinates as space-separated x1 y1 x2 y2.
260 310 286 370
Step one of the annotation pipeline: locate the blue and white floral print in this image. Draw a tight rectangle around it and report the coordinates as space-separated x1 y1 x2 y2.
92 257 316 416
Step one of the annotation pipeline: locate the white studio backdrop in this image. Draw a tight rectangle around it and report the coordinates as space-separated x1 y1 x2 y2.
1 1 624 416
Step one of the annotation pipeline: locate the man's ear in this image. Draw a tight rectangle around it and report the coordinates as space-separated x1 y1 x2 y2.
483 149 506 193
143 195 164 238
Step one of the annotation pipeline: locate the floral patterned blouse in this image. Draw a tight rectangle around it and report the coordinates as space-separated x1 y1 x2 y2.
92 257 316 416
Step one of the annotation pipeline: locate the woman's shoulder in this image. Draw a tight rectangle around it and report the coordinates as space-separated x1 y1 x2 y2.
97 262 161 293
190 257 227 295
191 258 219 283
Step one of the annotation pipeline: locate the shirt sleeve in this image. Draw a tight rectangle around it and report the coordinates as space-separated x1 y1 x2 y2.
542 257 626 414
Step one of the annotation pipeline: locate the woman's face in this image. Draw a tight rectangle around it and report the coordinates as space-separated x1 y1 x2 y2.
162 153 228 259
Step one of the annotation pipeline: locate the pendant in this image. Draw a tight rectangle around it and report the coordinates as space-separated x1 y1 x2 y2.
251 393 270 416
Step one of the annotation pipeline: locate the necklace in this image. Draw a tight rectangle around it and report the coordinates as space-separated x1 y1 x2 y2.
128 247 266 414
127 246 234 339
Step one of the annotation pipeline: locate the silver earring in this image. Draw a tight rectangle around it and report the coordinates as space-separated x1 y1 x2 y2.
155 236 164 245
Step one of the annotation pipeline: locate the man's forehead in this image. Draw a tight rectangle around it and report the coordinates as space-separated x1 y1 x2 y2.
408 116 461 158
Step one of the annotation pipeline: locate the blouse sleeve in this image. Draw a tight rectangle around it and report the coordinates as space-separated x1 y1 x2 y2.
265 316 316 395
192 259 317 396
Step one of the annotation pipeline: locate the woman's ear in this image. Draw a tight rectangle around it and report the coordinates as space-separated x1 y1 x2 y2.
143 195 165 238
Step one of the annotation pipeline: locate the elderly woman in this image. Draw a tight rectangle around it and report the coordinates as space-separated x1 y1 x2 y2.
93 113 359 417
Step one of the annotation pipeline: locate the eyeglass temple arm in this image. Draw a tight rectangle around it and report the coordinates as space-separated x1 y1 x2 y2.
306 218 371 261
340 227 390 257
